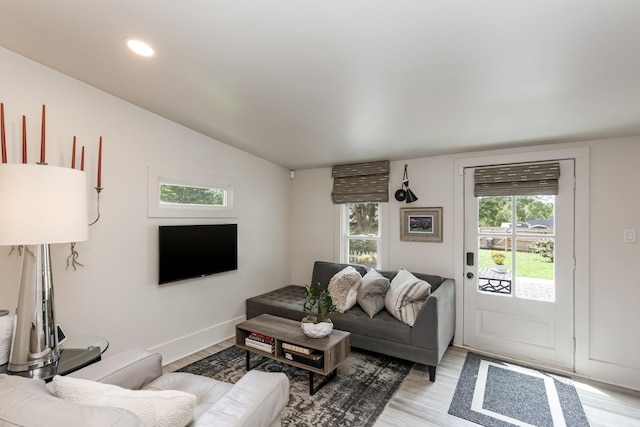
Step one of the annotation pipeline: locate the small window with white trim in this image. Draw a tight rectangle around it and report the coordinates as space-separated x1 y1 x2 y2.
148 166 236 218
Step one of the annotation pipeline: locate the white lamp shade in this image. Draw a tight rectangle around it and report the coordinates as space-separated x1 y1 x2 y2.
0 164 89 245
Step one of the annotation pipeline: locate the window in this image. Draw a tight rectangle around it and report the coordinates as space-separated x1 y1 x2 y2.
341 203 382 268
477 194 556 301
160 183 227 207
147 166 236 218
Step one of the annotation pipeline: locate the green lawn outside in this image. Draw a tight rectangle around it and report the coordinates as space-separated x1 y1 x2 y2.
478 249 554 280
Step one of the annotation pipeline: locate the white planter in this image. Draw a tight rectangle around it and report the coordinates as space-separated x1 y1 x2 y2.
301 318 333 338
492 264 507 273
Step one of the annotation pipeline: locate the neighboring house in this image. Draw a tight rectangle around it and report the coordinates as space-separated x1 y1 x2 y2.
499 222 529 229
527 219 554 229
528 224 549 229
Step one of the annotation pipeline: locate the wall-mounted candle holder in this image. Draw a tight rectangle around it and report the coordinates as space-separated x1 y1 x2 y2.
0 102 105 271
89 187 103 226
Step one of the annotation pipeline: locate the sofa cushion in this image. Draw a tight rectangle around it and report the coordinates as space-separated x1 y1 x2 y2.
246 285 308 321
0 374 145 426
51 375 196 427
384 268 432 326
144 372 232 421
246 285 412 345
356 268 390 318
328 266 362 313
330 305 413 345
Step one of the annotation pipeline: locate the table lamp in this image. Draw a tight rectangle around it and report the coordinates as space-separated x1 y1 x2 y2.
0 164 88 377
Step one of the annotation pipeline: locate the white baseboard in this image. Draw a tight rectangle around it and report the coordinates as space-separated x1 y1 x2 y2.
586 358 640 392
149 315 246 365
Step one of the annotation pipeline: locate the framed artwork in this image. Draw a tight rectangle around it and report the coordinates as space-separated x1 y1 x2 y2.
400 207 443 242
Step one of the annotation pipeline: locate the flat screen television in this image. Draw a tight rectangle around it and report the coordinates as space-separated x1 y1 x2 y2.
158 224 237 284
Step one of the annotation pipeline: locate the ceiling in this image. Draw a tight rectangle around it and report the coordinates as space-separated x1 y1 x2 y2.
1 1 639 170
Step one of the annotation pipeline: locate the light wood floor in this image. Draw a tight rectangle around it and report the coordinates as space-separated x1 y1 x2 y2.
164 340 640 427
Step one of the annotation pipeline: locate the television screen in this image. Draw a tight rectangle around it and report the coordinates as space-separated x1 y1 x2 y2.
158 224 237 284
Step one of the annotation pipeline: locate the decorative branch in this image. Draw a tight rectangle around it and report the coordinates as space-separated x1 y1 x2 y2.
9 245 23 256
66 242 84 271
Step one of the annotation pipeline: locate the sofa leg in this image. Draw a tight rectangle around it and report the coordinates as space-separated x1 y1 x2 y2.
428 365 436 382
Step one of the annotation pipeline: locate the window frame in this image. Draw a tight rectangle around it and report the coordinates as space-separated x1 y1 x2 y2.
147 166 236 218
336 202 388 269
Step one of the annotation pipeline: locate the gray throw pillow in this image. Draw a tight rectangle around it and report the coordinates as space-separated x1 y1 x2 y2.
356 268 390 318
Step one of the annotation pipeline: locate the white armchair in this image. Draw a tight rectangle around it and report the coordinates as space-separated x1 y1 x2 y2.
0 347 290 427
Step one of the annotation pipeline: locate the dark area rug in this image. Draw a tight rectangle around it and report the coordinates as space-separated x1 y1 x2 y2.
178 346 414 427
449 352 590 427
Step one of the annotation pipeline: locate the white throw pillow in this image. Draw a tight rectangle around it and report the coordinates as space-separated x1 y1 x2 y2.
51 375 196 427
328 266 362 313
384 268 431 326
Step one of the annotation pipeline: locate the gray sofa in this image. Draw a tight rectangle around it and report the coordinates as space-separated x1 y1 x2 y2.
246 261 455 381
0 347 289 426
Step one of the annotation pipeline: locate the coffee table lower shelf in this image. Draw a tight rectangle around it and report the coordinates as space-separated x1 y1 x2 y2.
235 314 351 395
243 350 337 395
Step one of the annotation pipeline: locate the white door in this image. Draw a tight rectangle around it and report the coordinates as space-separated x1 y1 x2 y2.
463 160 575 370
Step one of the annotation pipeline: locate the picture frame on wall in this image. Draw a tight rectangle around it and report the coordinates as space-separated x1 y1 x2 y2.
400 207 443 242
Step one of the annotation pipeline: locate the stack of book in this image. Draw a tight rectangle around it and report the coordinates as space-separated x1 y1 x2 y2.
282 342 324 368
244 332 274 353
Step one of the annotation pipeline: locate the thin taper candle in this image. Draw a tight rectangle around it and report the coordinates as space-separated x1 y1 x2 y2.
1 103 6 163
22 115 27 163
97 136 102 187
40 104 46 163
71 136 76 169
81 146 85 171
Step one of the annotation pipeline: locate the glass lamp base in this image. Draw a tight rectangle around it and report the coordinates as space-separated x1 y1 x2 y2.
7 244 60 377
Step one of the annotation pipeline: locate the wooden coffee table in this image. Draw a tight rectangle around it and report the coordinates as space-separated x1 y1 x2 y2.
235 314 351 395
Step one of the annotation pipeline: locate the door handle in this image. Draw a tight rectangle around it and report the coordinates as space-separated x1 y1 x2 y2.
466 272 474 279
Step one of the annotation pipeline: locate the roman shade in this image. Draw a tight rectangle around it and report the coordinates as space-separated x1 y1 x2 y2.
331 161 390 204
474 162 560 197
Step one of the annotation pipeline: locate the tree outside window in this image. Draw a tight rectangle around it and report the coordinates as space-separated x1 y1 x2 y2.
346 203 379 267
160 183 225 206
478 195 553 227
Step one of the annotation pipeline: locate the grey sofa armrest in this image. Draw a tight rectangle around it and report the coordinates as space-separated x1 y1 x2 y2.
67 347 163 390
411 278 455 359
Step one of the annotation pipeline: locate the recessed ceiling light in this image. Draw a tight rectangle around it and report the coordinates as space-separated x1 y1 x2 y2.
126 39 154 57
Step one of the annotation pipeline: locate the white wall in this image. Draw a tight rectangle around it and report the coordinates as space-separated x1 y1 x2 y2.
586 139 640 388
289 168 335 284
290 158 457 283
0 48 292 363
290 139 640 391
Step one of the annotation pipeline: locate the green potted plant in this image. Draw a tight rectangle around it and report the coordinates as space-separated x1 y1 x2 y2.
301 284 336 338
491 251 507 273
